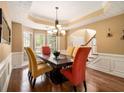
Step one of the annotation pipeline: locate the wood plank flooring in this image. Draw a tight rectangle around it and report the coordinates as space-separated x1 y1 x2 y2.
7 67 124 92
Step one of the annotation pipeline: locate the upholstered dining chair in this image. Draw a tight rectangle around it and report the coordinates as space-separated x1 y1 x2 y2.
60 47 91 92
25 47 53 88
66 46 74 57
24 48 44 82
24 47 32 81
42 46 51 55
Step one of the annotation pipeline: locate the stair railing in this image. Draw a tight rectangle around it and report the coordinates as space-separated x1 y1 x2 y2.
81 34 96 46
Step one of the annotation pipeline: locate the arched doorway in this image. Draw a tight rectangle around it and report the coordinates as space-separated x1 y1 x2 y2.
85 29 97 54
68 28 97 54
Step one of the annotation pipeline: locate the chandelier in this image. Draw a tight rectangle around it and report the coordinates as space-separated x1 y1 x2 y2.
48 7 66 36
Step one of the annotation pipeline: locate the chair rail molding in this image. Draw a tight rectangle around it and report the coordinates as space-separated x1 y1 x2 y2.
0 54 12 92
87 53 124 78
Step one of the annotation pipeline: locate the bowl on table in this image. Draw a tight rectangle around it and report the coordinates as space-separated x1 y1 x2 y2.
53 51 60 59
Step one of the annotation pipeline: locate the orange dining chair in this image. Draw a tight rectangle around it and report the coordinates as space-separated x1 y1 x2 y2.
25 47 53 88
60 47 91 92
42 46 51 55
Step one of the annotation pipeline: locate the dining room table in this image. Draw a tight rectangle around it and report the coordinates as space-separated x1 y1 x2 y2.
37 53 73 84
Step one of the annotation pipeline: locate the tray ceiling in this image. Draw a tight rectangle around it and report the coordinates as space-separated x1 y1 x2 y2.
8 1 124 30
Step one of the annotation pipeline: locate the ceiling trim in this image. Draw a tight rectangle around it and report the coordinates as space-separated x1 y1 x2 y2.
28 14 70 27
28 14 54 26
67 8 104 27
28 8 104 30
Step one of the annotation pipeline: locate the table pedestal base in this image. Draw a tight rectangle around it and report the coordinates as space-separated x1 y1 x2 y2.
46 68 68 84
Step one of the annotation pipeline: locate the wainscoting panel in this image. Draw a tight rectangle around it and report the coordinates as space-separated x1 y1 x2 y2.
87 53 124 78
112 59 124 77
0 54 12 92
11 52 24 69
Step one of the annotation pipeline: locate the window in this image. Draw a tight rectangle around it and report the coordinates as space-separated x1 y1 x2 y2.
35 33 45 53
47 34 56 52
23 31 31 47
23 31 32 62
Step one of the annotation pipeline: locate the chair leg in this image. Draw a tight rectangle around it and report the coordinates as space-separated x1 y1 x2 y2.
29 72 32 79
28 71 30 78
73 86 77 92
83 80 87 92
32 78 36 88
28 71 32 82
30 76 33 82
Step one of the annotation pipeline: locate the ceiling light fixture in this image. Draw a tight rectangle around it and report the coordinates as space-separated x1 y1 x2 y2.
48 7 66 36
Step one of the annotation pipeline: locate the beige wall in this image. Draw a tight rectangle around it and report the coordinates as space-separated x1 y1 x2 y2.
60 35 67 50
0 2 11 28
0 2 11 62
12 22 23 52
68 13 124 55
56 35 67 50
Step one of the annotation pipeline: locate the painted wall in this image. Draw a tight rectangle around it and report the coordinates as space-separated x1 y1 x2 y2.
60 35 67 50
0 2 11 62
12 22 23 52
68 13 124 55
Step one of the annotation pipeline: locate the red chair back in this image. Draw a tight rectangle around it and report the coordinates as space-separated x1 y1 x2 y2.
72 47 91 86
42 46 51 55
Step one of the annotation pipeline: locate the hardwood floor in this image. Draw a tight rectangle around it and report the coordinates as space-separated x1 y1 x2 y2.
7 67 124 92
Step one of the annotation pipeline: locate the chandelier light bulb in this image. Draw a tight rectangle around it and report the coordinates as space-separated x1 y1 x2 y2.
50 26 55 29
61 30 66 35
53 29 57 33
57 24 61 28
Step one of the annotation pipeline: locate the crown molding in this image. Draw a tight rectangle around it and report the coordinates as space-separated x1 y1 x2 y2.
28 14 54 26
28 14 69 28
67 8 104 27
28 8 104 30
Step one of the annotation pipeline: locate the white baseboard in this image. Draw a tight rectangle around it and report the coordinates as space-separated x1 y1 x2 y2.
87 53 124 78
21 61 28 67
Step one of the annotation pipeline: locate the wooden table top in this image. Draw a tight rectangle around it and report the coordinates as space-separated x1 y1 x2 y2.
37 53 73 68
